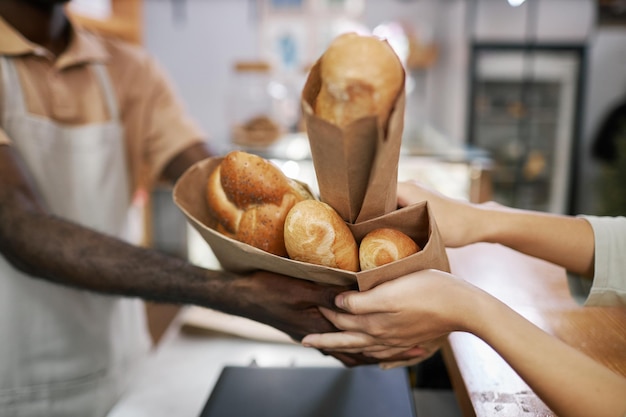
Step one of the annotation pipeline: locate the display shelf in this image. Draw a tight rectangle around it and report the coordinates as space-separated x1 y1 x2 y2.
468 43 585 214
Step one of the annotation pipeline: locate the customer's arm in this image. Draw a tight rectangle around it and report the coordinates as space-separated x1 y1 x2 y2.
398 180 595 277
303 270 626 417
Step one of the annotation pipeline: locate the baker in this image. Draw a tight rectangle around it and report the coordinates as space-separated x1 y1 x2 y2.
0 1 386 416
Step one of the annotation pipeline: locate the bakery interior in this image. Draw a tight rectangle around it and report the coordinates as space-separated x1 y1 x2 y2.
66 0 625 416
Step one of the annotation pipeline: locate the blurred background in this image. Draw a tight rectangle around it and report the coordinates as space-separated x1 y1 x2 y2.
66 2 626 414
70 0 626 219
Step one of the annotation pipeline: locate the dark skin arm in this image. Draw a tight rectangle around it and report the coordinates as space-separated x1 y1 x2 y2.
0 142 390 366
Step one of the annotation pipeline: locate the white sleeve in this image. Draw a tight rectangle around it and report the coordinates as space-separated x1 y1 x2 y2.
578 215 626 307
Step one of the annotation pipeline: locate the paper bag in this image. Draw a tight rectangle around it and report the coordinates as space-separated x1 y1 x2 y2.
300 56 406 224
173 157 449 291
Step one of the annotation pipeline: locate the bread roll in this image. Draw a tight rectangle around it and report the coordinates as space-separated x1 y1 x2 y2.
359 228 420 271
314 32 404 128
284 200 359 272
206 150 312 257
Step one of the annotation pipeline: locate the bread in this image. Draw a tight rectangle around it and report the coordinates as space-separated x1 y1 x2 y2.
206 150 312 257
314 32 404 128
284 200 359 272
359 228 420 271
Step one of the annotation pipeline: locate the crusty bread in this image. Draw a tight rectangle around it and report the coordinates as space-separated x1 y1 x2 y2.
314 32 404 128
359 228 420 271
284 200 359 272
206 150 312 257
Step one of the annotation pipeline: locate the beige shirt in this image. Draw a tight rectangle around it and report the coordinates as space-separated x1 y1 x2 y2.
0 16 206 191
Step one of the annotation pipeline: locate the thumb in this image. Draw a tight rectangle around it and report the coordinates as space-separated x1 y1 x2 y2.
335 290 374 314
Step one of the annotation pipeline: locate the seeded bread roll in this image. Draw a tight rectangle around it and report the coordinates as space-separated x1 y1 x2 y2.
284 200 359 272
314 32 404 128
206 150 312 257
359 228 420 271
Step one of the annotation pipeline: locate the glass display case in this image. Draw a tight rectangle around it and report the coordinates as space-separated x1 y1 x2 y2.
468 44 585 214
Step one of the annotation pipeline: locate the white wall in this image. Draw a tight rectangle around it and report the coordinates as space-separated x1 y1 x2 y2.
144 0 259 152
143 0 454 150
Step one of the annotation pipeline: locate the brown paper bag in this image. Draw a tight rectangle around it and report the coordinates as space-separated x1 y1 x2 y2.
173 157 449 291
301 57 406 224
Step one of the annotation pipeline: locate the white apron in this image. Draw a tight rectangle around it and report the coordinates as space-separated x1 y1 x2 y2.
0 56 151 417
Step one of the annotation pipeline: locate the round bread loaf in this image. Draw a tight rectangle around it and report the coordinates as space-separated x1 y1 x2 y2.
206 150 312 257
314 32 404 128
359 228 420 271
284 200 359 272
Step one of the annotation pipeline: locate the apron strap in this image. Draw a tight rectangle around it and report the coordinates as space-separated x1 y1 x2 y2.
0 56 28 119
92 64 120 121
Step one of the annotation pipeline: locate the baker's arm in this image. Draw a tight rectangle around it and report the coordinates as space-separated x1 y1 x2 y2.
0 143 382 366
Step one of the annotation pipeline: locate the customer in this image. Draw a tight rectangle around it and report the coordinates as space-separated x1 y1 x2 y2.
302 180 626 417
0 1 375 416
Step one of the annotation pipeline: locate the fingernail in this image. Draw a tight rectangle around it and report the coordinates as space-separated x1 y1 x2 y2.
335 294 345 309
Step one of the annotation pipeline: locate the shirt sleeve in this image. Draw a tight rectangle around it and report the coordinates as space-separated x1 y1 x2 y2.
578 215 626 307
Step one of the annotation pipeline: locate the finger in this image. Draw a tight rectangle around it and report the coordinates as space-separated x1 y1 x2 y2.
302 331 375 350
316 284 353 310
318 307 396 338
368 346 427 360
364 347 415 360
361 344 418 354
317 307 368 333
303 334 417 357
379 350 437 370
380 357 424 370
323 345 410 354
325 351 379 367
335 290 392 315
396 345 428 358
320 347 378 354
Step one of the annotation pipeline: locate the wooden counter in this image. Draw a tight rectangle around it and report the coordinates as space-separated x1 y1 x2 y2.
442 243 626 417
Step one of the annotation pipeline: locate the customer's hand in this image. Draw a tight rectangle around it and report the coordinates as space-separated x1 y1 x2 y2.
301 269 483 358
228 271 418 367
